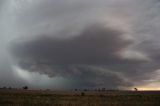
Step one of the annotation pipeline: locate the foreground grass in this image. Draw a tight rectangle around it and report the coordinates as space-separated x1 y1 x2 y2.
0 90 160 106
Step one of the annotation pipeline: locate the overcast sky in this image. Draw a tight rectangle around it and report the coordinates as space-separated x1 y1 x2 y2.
0 0 160 90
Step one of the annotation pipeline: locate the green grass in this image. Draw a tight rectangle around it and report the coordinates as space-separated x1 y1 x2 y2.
0 90 160 106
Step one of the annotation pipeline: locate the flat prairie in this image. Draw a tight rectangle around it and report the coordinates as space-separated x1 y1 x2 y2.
0 90 160 106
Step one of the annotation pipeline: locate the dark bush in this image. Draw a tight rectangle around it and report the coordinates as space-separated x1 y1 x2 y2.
23 86 28 90
81 92 85 96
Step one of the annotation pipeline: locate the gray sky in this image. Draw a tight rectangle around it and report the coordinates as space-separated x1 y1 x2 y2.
0 0 160 90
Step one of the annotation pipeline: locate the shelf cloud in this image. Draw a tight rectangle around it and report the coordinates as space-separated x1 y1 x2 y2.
1 0 160 89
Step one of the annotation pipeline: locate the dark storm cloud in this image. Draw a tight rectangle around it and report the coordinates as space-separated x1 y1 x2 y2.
10 23 153 88
1 0 160 89
11 24 131 65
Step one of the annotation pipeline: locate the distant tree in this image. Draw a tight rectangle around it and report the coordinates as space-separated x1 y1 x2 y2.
81 92 85 96
98 88 101 92
3 86 6 89
134 88 138 91
23 86 28 90
75 89 78 91
8 86 12 90
84 89 87 92
46 89 50 91
102 88 106 91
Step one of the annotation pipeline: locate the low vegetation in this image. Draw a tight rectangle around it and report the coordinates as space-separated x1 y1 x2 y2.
0 90 160 106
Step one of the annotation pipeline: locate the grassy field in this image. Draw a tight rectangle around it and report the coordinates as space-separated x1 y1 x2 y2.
0 90 160 106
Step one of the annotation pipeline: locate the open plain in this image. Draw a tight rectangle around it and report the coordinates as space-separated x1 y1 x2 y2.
0 90 160 106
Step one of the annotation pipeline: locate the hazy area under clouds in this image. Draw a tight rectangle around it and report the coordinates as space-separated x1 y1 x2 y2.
0 0 160 90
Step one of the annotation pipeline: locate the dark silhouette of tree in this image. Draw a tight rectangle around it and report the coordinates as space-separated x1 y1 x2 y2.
98 88 101 92
23 86 28 90
8 86 12 90
81 92 85 96
134 88 138 91
75 89 78 91
3 86 6 89
102 88 106 91
84 89 87 92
